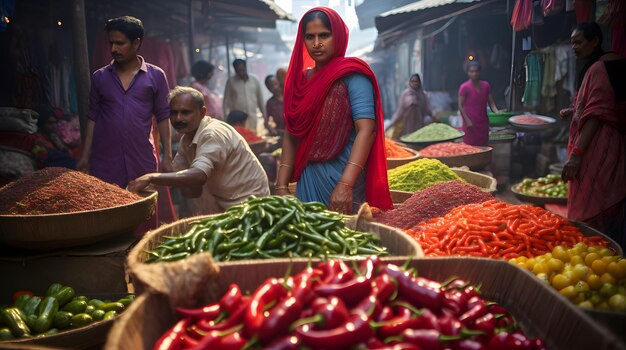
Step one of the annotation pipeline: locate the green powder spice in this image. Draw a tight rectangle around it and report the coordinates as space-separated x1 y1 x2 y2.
400 123 463 142
388 158 463 192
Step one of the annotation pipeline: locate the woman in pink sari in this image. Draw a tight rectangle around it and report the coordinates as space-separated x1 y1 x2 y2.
562 23 626 249
458 61 502 146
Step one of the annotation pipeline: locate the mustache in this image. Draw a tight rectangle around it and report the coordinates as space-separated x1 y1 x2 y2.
112 52 121 57
172 122 187 129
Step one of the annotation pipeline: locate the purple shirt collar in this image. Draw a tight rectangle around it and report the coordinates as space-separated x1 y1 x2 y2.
106 55 149 72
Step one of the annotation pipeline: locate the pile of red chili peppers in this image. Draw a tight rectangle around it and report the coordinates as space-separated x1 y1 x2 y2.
154 257 547 350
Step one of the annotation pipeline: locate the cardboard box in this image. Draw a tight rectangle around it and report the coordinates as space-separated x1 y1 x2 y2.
107 257 625 350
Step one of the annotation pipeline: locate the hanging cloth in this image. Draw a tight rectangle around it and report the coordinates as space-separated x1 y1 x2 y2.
522 52 543 107
541 46 557 112
511 0 533 32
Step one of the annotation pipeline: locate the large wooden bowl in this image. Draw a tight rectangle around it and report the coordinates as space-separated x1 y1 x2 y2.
0 191 157 250
510 183 568 205
387 147 420 169
422 146 493 171
248 139 267 155
390 168 497 204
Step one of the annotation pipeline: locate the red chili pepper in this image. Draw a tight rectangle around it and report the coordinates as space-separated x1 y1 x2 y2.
373 274 396 303
175 303 221 321
319 260 353 284
196 297 250 331
187 329 222 350
263 335 302 350
473 313 496 336
413 308 439 330
181 334 199 348
259 297 303 343
437 313 462 336
458 299 487 325
218 284 242 314
311 296 350 329
401 328 444 350
217 331 248 350
351 295 382 319
291 268 323 303
442 289 469 316
359 256 381 279
486 303 507 315
486 332 531 350
464 285 481 299
12 290 34 304
153 318 190 350
295 311 373 350
244 278 288 337
377 314 419 339
314 276 372 306
453 339 485 350
377 306 395 322
383 264 443 313
371 343 421 350
365 337 386 348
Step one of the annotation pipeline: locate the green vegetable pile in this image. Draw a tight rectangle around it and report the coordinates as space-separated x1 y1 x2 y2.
388 158 462 192
514 174 568 198
145 195 388 263
1 284 133 341
400 123 463 142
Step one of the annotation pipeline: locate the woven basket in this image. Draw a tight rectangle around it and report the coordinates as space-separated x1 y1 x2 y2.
0 190 157 250
127 214 423 304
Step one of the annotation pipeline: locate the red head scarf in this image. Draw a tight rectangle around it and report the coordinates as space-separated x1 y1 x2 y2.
284 7 393 209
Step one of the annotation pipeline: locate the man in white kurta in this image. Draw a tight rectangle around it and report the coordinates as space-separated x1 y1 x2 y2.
128 86 270 214
222 59 266 134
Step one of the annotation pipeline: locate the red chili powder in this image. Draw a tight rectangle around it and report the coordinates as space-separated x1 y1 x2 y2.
374 180 493 230
0 167 143 215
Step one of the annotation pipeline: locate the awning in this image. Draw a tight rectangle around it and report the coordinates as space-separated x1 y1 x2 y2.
374 0 499 44
375 0 487 33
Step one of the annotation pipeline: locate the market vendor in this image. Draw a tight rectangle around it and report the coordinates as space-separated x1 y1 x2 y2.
561 22 626 249
128 86 270 213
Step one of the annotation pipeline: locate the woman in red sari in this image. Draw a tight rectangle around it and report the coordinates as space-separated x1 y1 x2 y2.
562 23 626 249
275 7 392 213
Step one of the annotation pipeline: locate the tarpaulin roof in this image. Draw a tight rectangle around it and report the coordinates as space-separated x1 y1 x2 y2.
375 0 484 33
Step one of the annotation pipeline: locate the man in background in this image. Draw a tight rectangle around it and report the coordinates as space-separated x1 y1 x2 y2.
222 59 265 135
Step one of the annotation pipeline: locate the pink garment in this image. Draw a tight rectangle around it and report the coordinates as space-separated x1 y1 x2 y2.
567 61 626 223
191 82 223 120
459 80 491 146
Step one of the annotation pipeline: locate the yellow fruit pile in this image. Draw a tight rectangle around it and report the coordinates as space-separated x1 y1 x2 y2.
510 243 626 312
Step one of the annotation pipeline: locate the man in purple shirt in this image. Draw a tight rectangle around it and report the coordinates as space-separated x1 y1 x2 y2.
78 16 172 187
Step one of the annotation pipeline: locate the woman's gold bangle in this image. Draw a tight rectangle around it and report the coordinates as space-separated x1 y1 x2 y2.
347 161 364 171
275 185 289 190
278 163 292 168
337 181 353 189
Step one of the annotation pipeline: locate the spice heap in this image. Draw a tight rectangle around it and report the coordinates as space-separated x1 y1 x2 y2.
153 257 547 349
385 138 414 158
0 167 142 215
408 200 608 259
388 158 462 192
374 180 492 230
145 195 387 263
233 125 263 143
511 115 548 124
400 123 462 142
418 142 482 157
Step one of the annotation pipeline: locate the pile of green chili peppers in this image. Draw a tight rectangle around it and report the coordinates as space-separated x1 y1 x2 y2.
145 195 388 263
